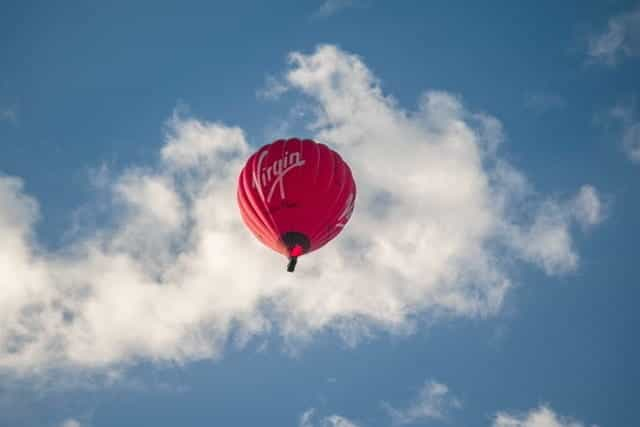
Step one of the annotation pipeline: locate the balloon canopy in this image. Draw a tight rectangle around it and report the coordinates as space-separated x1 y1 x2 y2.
237 138 356 272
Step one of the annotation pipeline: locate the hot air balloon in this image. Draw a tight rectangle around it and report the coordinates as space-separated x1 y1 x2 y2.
237 138 356 272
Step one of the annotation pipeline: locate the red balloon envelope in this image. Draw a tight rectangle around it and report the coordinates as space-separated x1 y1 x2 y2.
237 138 356 272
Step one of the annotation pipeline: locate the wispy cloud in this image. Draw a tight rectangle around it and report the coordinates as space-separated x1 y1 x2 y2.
524 93 566 113
257 75 289 100
313 0 360 19
300 409 316 427
609 102 640 164
493 405 595 427
0 44 602 375
300 409 360 427
60 419 82 427
587 5 640 65
382 380 461 425
0 105 18 125
302 384 594 427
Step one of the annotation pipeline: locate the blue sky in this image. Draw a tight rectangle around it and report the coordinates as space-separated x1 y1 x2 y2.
1 1 639 427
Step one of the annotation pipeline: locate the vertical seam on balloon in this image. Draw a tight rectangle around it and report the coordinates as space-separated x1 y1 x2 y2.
309 150 349 245
258 140 286 237
313 157 355 245
251 144 277 226
245 145 281 244
243 169 283 252
239 168 279 247
312 139 321 188
315 147 341 237
237 181 273 246
275 137 289 203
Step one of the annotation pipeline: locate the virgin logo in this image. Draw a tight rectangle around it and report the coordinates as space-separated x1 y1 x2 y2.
252 150 306 203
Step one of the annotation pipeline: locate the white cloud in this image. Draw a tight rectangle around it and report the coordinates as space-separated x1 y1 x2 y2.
493 405 594 427
300 409 360 427
160 112 248 170
610 103 640 164
572 186 603 228
503 184 602 274
588 5 640 65
0 45 602 374
60 419 82 427
383 380 461 425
